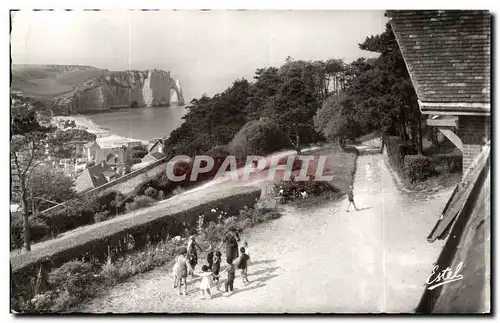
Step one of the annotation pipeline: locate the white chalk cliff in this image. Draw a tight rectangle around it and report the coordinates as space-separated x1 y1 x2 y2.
52 69 184 113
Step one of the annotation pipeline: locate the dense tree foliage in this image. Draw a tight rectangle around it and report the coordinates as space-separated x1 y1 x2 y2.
313 22 422 151
30 166 76 211
229 117 288 157
165 59 327 158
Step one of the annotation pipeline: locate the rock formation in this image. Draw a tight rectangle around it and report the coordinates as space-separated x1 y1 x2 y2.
53 69 184 113
11 65 185 114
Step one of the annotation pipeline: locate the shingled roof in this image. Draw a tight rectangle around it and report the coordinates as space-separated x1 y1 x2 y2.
387 10 491 115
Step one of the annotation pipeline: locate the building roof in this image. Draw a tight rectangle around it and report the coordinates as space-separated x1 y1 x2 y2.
75 164 117 192
141 152 165 164
84 141 99 148
102 170 118 178
387 10 490 114
148 139 164 152
150 152 166 160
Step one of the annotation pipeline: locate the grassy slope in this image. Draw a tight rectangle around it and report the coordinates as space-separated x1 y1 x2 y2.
11 65 110 102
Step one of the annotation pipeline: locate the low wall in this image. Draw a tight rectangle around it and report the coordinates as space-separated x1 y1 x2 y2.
41 158 170 215
86 158 169 196
11 186 261 299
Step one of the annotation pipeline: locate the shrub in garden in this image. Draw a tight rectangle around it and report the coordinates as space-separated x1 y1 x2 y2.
157 190 166 201
273 176 338 203
144 187 158 200
94 211 112 223
429 150 463 173
95 190 125 216
44 196 98 236
125 196 156 212
133 179 165 197
11 213 51 250
384 135 417 177
404 154 434 182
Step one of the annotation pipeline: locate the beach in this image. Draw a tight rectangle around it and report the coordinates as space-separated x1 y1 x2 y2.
52 115 148 145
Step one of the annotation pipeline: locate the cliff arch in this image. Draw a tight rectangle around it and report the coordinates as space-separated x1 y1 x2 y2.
169 80 185 106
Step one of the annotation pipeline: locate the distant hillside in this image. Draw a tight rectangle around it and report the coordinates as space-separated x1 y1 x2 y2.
11 65 110 103
11 65 185 114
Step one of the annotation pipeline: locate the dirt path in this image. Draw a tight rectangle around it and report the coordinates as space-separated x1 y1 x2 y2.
78 148 453 313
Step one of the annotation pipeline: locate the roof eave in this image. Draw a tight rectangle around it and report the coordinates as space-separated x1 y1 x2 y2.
418 100 491 116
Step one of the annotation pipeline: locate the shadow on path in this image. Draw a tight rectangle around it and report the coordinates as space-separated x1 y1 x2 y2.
249 266 279 277
249 259 276 266
230 274 279 296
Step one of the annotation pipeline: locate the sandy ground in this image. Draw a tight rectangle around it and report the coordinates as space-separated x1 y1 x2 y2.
52 115 147 145
77 147 453 313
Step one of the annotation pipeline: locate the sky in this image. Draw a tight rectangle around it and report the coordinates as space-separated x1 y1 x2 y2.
10 10 387 101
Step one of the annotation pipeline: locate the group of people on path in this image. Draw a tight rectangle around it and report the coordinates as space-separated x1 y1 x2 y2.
172 226 251 299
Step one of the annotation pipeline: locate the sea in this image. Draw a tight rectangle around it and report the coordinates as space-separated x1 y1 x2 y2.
88 105 188 141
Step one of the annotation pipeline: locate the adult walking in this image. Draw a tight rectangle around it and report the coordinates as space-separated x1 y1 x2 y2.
219 226 241 264
175 247 190 296
187 235 202 277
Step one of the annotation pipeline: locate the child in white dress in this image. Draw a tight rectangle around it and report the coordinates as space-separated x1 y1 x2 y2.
198 265 216 299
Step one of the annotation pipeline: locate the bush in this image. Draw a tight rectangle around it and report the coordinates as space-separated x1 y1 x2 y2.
46 196 98 236
157 191 166 201
383 135 417 177
206 145 231 158
229 117 288 157
94 211 112 223
95 190 124 215
144 187 158 200
125 196 156 212
429 150 463 173
11 214 51 250
48 260 96 297
404 155 434 182
272 176 338 203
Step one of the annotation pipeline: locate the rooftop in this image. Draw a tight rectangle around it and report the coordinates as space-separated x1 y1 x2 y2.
388 10 490 114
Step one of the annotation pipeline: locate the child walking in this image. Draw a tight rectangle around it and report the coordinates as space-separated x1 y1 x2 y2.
172 257 179 288
211 251 222 291
242 241 251 282
206 244 214 270
221 260 237 296
237 247 250 285
346 185 359 212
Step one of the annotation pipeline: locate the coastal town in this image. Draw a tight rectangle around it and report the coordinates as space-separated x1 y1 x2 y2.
9 9 490 315
12 92 168 200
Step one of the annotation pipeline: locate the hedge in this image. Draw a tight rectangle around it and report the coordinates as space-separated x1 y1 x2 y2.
11 186 261 300
404 155 434 182
383 135 417 178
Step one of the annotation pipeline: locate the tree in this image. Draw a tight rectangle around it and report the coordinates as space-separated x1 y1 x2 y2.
229 117 288 156
314 92 357 146
11 110 52 251
270 78 321 153
355 22 422 152
127 145 148 165
30 166 76 211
